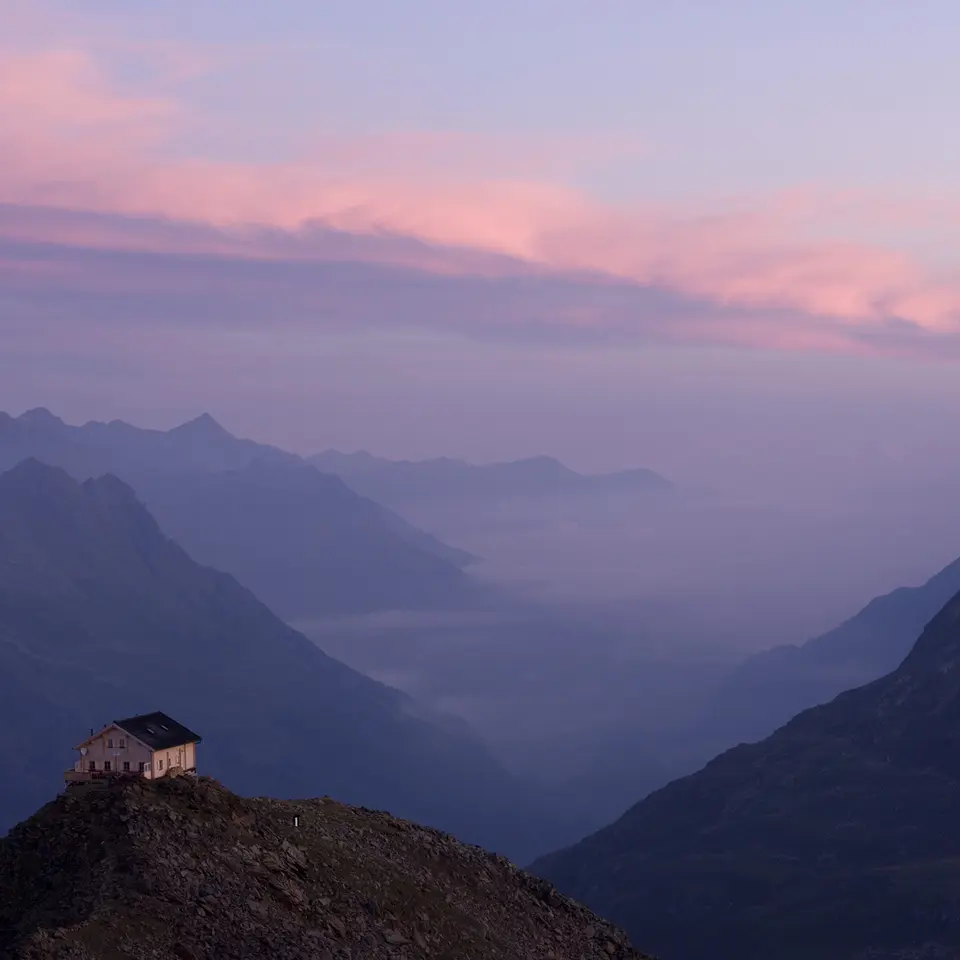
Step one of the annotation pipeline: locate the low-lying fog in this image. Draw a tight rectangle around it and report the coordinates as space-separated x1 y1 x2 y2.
393 482 960 649
295 475 960 828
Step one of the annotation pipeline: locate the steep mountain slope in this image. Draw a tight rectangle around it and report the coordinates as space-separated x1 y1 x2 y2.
0 777 653 960
534 584 960 960
138 459 475 618
702 554 960 745
309 450 673 505
0 460 573 860
0 409 474 616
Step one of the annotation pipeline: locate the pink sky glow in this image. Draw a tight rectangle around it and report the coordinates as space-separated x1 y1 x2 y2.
3 40 960 351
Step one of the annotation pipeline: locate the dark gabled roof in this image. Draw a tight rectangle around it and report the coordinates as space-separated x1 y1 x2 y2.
114 711 202 751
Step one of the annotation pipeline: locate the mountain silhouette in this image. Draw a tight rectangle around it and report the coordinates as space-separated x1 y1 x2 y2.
140 458 477 618
0 408 300 477
0 460 572 860
534 582 960 959
309 449 673 505
0 409 474 617
700 554 960 746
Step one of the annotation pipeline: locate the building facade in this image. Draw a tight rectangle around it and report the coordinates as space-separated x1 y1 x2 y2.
66 711 201 784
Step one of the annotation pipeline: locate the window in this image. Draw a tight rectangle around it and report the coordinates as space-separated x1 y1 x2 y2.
158 759 164 771
103 761 111 772
107 738 114 749
119 738 126 748
122 761 130 772
88 761 96 771
138 761 145 773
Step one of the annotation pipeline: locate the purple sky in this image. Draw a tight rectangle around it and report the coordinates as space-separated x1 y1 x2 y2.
4 0 960 499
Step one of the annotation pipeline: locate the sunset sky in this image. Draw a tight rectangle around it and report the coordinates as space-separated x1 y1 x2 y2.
5 0 960 488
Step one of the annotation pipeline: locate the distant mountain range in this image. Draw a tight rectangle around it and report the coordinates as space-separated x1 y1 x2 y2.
0 459 577 861
0 408 300 476
534 581 960 959
0 409 476 618
309 449 673 506
537 554 960 840
697 554 960 747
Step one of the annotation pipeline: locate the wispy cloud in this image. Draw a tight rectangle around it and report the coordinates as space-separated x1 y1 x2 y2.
2 36 960 354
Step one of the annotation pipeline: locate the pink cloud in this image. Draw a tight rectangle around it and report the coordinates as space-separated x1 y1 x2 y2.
3 43 960 346
0 50 174 131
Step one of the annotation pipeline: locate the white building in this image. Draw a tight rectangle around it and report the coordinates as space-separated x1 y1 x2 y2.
65 711 201 784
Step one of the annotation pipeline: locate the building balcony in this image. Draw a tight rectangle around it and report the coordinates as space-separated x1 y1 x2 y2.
64 760 150 783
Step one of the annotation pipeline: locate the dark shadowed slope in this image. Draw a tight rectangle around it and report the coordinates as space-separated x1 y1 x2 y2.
0 409 475 616
700 554 960 746
0 777 653 960
0 460 573 861
309 450 673 505
534 585 960 960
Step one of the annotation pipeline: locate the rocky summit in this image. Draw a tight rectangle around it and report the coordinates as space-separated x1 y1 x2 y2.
0 777 653 960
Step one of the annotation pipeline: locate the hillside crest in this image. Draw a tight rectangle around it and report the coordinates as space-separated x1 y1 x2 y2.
0 777 653 960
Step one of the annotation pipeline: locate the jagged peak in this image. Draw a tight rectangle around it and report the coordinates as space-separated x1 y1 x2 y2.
0 461 144 518
82 470 142 503
167 412 233 440
0 459 144 510
0 457 76 489
80 417 138 431
498 455 576 477
16 407 64 429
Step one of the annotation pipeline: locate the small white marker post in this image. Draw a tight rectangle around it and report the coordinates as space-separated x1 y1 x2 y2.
294 816 299 828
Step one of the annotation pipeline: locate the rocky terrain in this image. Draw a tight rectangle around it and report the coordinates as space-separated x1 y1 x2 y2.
0 776 654 960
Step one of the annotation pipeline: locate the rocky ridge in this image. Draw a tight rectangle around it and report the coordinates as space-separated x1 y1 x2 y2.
0 777 653 960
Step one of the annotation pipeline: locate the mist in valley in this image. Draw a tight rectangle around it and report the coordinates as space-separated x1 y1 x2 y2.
5 390 960 839
10 6 960 954
294 459 960 830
